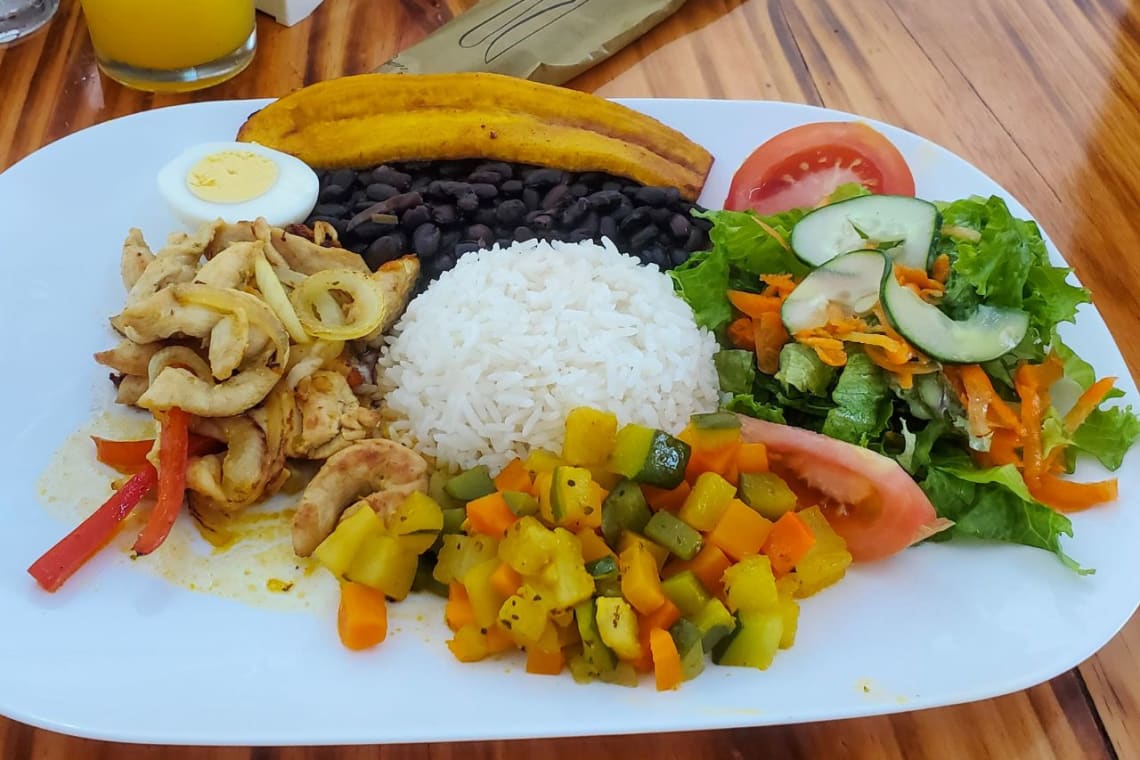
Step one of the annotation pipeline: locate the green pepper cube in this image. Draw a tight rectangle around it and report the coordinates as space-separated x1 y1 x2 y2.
738 472 797 520
669 618 707 681
712 610 784 670
562 407 619 466
661 570 712 617
601 478 652 546
585 555 619 579
678 471 737 531
722 555 778 613
428 469 464 510
444 465 497 502
692 597 736 652
609 424 691 489
644 510 703 561
502 490 540 517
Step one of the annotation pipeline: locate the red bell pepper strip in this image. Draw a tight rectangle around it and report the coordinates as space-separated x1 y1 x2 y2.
91 437 156 473
27 464 158 592
132 408 191 556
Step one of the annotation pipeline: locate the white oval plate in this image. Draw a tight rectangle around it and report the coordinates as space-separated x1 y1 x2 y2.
0 98 1136 746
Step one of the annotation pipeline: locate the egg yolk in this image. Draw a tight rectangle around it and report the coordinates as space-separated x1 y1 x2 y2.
186 150 279 203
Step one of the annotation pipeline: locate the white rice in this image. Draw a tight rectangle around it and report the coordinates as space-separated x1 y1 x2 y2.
376 238 720 472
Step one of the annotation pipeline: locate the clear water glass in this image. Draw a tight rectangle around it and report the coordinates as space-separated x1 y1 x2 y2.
0 0 59 46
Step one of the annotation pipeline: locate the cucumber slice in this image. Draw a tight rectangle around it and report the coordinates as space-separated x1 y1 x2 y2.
880 267 1029 363
791 195 939 269
781 250 886 334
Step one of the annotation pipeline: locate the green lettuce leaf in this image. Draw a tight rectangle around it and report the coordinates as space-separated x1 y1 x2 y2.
823 182 873 204
713 349 756 396
775 343 835 397
821 353 891 445
724 394 786 423
1070 406 1140 471
691 208 809 279
897 419 949 476
670 248 732 331
920 465 1091 574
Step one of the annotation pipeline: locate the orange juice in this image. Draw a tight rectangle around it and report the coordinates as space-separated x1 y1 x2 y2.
80 0 255 90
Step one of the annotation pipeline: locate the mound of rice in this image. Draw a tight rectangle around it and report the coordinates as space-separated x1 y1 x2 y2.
376 238 720 472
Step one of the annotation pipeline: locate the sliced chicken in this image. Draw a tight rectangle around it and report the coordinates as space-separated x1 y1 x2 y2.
208 219 368 275
292 438 428 556
289 370 382 459
120 228 154 291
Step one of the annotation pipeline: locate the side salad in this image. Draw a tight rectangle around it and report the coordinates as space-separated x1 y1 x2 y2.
674 122 1139 572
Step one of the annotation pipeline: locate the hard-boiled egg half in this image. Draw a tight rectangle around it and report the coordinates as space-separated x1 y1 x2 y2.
157 141 319 229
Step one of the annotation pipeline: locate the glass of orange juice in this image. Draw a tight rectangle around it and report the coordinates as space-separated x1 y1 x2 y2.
79 0 256 92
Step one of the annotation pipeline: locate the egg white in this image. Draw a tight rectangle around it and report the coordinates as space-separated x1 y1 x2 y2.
156 141 319 229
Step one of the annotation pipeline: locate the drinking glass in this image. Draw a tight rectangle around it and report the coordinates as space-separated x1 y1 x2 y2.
0 0 59 47
79 0 257 92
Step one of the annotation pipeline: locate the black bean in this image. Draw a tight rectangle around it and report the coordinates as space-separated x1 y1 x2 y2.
668 213 692 240
401 205 432 230
587 190 623 211
466 224 495 247
611 205 631 224
455 242 482 256
691 213 713 232
318 184 348 203
425 180 448 200
496 238 513 249
643 246 669 268
531 213 555 231
456 192 480 213
410 175 432 193
669 247 690 267
685 227 707 252
350 221 390 241
578 172 605 187
439 161 469 178
431 204 458 226
664 188 682 205
514 226 535 242
474 208 499 228
364 234 406 268
365 183 396 202
413 223 442 257
330 169 357 190
619 207 652 234
579 211 600 236
386 191 425 213
599 216 618 241
629 225 658 251
567 229 594 243
561 197 590 228
522 188 541 211
603 180 624 193
542 183 570 210
494 198 528 227
649 207 673 226
524 168 564 188
356 170 373 186
367 166 407 189
353 199 377 212
401 160 432 173
621 185 639 197
471 183 498 200
314 203 347 217
440 229 461 252
501 179 524 196
349 188 367 203
477 161 513 179
634 186 669 207
657 230 675 247
568 183 589 198
467 170 502 185
436 251 457 269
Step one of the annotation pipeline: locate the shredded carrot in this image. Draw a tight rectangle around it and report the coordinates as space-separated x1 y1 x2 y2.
337 581 388 651
959 364 1024 438
931 253 951 284
796 334 847 367
728 290 781 318
1030 475 1118 513
1064 377 1116 434
649 628 683 691
759 273 798 297
754 311 789 374
762 511 816 576
1015 364 1044 487
895 264 945 294
465 491 518 538
843 331 912 364
727 316 755 351
979 428 1022 469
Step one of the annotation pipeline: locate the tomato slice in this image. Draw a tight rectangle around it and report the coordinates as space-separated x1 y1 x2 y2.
726 122 916 215
739 417 948 562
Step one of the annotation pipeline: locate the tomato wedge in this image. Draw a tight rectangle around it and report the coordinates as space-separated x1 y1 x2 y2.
726 122 916 215
739 417 948 561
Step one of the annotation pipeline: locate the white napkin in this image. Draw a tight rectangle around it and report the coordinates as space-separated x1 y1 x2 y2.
256 0 324 27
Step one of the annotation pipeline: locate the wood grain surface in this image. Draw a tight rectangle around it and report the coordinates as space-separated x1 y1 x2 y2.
3 0 1139 757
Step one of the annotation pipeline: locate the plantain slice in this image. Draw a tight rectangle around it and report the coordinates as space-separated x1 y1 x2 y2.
237 72 713 200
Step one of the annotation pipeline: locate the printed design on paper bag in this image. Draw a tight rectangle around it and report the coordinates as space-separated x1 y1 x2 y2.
458 0 591 63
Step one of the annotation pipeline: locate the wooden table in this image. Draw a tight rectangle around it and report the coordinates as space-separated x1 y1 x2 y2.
2 0 1138 757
